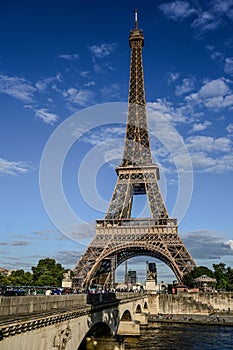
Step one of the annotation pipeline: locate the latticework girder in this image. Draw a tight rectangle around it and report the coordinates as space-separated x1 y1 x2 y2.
73 11 196 289
73 219 196 288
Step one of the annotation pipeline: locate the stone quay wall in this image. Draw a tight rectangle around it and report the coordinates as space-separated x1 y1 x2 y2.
149 292 233 315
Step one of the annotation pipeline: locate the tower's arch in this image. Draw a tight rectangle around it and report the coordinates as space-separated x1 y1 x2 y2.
74 240 194 289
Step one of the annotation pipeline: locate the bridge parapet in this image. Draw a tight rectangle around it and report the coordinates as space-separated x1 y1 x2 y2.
0 294 87 317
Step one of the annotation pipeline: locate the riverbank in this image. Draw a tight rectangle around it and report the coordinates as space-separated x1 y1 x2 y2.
148 313 233 326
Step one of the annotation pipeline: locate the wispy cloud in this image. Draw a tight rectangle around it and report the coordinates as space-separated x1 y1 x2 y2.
175 77 196 96
35 108 59 125
54 250 81 267
206 45 224 61
167 72 180 84
159 1 197 21
84 81 96 87
0 73 60 125
58 53 79 61
147 99 187 124
35 73 62 92
88 43 118 73
89 43 117 59
63 87 95 106
100 83 122 100
0 157 30 175
192 11 221 32
226 123 233 133
0 73 35 102
80 70 90 78
25 105 59 125
159 0 233 33
0 240 30 246
190 121 212 133
224 57 233 76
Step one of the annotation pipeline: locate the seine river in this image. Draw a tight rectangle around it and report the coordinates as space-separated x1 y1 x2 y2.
124 323 233 350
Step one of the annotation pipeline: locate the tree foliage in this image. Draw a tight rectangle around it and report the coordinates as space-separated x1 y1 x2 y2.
32 258 65 286
213 263 233 291
184 266 214 287
185 263 233 291
7 270 32 286
0 258 65 287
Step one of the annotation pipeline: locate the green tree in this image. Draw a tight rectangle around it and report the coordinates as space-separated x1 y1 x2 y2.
7 269 33 286
226 267 233 291
184 266 214 287
0 273 8 285
213 263 228 291
32 258 65 287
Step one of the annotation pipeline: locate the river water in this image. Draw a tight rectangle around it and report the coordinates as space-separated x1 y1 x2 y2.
124 323 233 350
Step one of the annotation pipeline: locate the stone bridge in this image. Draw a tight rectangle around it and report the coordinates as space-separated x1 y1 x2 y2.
0 293 150 350
1 291 232 349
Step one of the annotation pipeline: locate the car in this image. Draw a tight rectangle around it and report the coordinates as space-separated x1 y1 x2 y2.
3 289 26 296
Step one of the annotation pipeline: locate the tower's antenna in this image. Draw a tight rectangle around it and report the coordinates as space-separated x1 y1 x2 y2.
135 9 138 29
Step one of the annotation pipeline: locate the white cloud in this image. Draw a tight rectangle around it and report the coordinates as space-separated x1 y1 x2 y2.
147 99 187 124
55 250 81 267
58 54 79 60
100 83 121 100
224 240 233 251
63 87 94 106
185 135 233 172
192 11 221 32
0 74 35 102
159 1 197 20
35 73 62 92
196 78 230 98
224 57 233 76
167 72 180 84
84 81 96 87
35 108 59 125
89 43 117 59
206 45 224 61
159 0 233 33
0 157 30 175
0 240 30 246
190 121 212 132
186 78 233 110
175 77 196 96
186 135 231 153
80 70 90 78
226 123 233 133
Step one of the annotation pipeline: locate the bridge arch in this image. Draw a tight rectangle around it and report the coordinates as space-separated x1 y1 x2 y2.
78 322 112 350
136 304 142 313
120 310 132 321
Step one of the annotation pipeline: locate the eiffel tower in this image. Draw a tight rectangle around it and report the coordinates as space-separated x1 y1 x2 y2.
73 10 196 289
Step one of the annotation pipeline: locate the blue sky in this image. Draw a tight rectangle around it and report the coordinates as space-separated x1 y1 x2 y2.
1 0 233 283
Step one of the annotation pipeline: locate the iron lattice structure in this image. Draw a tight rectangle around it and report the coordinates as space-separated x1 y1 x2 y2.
73 12 196 289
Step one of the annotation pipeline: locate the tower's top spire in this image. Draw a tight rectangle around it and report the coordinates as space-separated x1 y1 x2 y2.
129 9 144 47
134 9 138 30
